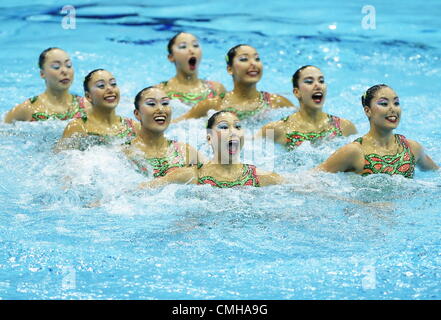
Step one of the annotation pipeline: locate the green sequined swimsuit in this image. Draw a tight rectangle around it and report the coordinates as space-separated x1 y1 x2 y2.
197 164 260 188
30 94 87 121
223 91 272 120
163 80 223 105
131 140 187 178
285 114 343 149
354 134 416 178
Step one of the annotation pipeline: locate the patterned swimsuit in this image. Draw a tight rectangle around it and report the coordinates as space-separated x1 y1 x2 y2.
285 114 343 149
354 134 416 178
163 80 222 105
223 91 272 120
197 164 260 188
30 94 87 121
131 140 187 178
77 116 137 150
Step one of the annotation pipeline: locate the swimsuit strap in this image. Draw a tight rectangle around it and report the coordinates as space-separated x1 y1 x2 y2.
197 164 260 188
357 134 416 178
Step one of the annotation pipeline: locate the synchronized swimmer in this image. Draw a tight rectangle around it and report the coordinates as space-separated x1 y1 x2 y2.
3 33 439 186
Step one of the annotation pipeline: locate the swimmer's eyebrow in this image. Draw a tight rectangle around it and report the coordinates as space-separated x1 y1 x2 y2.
94 78 116 84
49 59 71 63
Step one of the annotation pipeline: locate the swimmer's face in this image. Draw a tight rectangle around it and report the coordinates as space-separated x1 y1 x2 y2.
227 46 263 84
85 70 120 109
365 86 401 130
168 33 202 75
134 88 171 133
40 49 74 90
207 112 244 162
294 66 327 109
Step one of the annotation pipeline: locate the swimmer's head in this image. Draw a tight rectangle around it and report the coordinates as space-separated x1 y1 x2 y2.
206 110 244 162
167 32 201 74
38 47 62 69
206 110 237 130
134 86 157 110
38 48 74 90
134 86 171 132
361 84 390 108
225 44 249 67
167 32 185 54
291 65 316 89
292 65 326 109
83 69 120 108
226 45 262 84
362 84 400 129
83 69 105 93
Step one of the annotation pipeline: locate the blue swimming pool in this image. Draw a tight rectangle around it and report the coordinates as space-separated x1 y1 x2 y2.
1 0 441 299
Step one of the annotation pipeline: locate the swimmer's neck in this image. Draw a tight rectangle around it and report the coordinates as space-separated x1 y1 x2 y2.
365 127 396 148
210 154 241 167
297 104 326 125
230 82 260 101
137 128 168 148
88 106 118 125
43 87 71 105
173 71 200 85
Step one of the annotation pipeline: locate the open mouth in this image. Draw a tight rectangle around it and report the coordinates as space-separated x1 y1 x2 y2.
104 95 117 103
227 140 240 155
312 92 323 104
153 115 167 125
385 115 398 123
247 70 260 77
189 57 197 70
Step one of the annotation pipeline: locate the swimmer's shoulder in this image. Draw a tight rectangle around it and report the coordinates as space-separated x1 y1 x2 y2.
266 92 295 109
4 98 35 123
61 117 88 138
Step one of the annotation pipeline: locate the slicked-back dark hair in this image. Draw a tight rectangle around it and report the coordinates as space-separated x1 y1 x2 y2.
291 65 316 89
83 69 105 93
134 86 157 110
361 84 389 107
38 47 61 69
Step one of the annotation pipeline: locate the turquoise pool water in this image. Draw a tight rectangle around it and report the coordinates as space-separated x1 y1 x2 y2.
1 0 441 299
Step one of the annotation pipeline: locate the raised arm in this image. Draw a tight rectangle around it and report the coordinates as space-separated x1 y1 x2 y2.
255 120 285 144
256 168 285 186
173 97 221 122
269 93 296 109
139 166 198 188
408 139 439 171
340 118 358 136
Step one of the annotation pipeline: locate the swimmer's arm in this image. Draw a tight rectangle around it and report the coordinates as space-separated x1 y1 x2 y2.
173 97 221 122
255 120 284 142
185 143 207 165
270 94 296 109
139 167 197 189
340 118 358 136
212 81 227 97
4 100 33 123
408 139 439 171
256 169 285 186
315 143 364 173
